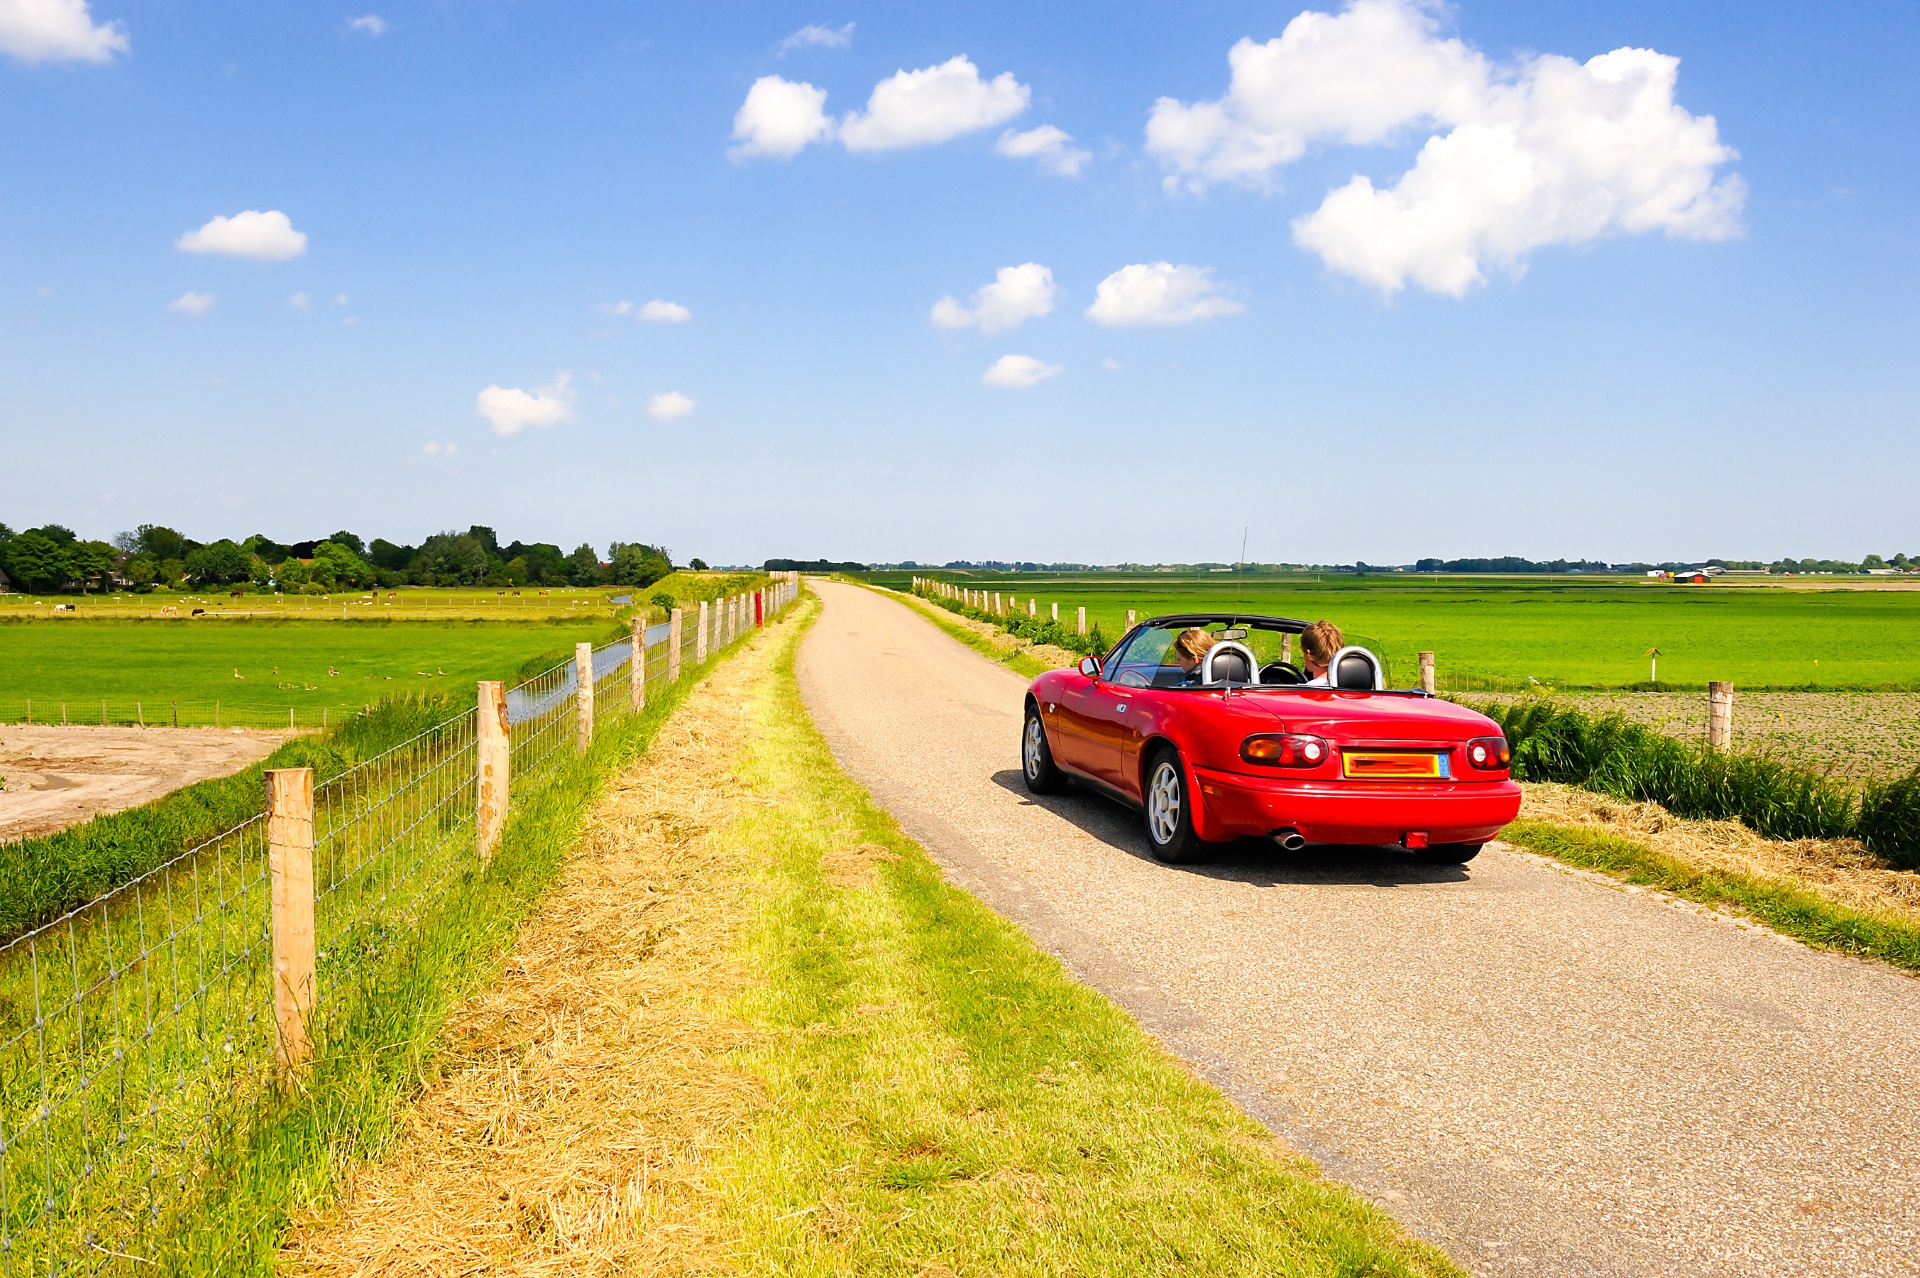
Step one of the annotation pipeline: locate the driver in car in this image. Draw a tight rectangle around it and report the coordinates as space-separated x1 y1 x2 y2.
1170 627 1216 684
1300 620 1344 686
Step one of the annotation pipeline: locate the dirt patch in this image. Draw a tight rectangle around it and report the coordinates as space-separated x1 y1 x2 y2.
286 625 780 1276
1521 781 1920 924
0 724 291 843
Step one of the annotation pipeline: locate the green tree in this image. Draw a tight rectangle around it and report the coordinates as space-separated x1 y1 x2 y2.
70 540 116 591
327 530 368 559
313 540 375 589
688 557 709 571
369 538 414 571
134 524 187 562
184 539 251 585
609 541 672 587
157 558 186 588
125 553 159 590
1864 554 1888 570
6 531 71 591
416 532 489 584
277 558 311 589
566 543 603 585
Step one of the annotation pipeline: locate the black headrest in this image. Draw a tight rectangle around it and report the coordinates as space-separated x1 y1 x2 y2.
1211 649 1251 683
1335 653 1376 689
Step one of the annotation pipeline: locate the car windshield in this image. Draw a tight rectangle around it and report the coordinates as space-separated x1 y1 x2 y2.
1105 622 1297 689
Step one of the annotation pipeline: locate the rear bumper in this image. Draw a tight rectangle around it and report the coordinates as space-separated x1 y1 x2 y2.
1190 764 1521 846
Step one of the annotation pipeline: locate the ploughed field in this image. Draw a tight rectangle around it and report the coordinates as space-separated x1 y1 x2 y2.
867 571 1920 691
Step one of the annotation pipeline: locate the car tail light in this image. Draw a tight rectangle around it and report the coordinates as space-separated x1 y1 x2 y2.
1465 736 1511 771
1241 734 1329 767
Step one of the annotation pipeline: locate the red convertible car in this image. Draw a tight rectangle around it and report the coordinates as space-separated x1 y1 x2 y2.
1022 613 1521 865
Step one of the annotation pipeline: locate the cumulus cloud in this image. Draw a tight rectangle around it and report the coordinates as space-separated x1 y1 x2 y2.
777 21 852 55
1085 263 1244 326
930 263 1058 334
347 14 385 35
176 210 308 261
288 291 312 311
994 125 1090 176
419 440 456 459
981 354 1061 388
0 0 128 64
169 291 214 316
1146 0 1744 294
730 75 835 159
602 298 692 323
648 391 696 421
840 56 1028 151
476 372 577 437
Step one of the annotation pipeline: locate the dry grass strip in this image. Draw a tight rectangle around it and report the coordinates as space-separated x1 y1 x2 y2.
1521 781 1920 924
286 633 780 1277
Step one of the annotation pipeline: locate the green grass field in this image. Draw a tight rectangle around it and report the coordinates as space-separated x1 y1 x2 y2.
0 619 610 726
0 571 769 727
868 572 1920 690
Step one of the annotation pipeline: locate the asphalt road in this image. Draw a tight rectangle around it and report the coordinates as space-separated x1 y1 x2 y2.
795 580 1920 1278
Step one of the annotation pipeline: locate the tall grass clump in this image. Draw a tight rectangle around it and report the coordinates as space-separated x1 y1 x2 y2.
1482 698 1920 868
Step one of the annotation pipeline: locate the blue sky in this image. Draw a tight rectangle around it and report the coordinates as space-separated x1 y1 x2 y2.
1 0 1914 566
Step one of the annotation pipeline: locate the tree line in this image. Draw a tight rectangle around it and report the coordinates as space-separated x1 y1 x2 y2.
0 523 682 594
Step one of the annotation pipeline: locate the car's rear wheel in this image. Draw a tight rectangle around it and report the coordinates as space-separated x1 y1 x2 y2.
1022 704 1066 794
1415 841 1482 864
1144 747 1205 865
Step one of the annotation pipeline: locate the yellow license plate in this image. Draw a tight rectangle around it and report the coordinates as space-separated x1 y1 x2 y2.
1343 751 1445 780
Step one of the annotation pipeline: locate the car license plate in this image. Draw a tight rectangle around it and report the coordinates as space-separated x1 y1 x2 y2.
1343 751 1447 780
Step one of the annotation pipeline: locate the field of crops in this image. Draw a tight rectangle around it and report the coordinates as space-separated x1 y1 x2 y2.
868 572 1920 691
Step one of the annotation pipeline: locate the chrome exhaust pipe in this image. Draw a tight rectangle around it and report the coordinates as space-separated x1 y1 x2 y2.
1273 828 1306 852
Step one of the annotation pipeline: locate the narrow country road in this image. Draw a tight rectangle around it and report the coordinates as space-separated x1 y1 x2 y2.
796 580 1920 1278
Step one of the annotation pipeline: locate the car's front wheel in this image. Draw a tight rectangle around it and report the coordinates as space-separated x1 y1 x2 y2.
1022 704 1066 794
1143 747 1205 865
1415 842 1482 864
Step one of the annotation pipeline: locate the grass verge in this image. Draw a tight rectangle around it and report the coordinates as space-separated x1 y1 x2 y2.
1501 818 1920 973
707 600 1458 1274
142 630 756 1274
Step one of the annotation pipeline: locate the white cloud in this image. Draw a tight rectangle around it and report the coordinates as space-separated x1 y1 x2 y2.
994 125 1090 177
1291 47 1746 294
1102 358 1122 371
777 21 852 56
1146 0 1744 294
1085 263 1244 326
169 291 214 316
0 0 128 64
288 291 312 311
476 372 577 437
840 56 1028 151
347 14 385 36
730 75 835 159
639 299 690 323
601 300 633 316
648 391 696 422
176 210 308 261
334 292 349 305
981 354 1061 388
930 263 1058 334
419 440 456 458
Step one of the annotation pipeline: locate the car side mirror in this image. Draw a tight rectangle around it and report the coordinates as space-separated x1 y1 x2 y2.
1078 655 1102 678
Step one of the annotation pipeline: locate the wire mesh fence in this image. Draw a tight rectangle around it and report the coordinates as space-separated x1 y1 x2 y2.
0 699 341 732
0 576 799 1274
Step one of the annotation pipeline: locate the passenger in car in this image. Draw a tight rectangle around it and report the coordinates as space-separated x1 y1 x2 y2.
1170 628 1216 684
1300 620 1344 686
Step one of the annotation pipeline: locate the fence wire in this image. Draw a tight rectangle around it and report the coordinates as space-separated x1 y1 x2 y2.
0 581 797 1274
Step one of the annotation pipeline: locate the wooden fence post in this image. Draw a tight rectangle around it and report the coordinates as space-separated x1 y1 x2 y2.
1708 682 1735 751
697 601 709 663
669 608 684 682
575 642 594 753
1419 652 1436 696
1282 634 1292 665
1077 606 1086 635
1051 602 1059 622
1127 609 1136 628
630 616 646 711
1029 598 1036 617
267 767 316 1081
476 681 508 859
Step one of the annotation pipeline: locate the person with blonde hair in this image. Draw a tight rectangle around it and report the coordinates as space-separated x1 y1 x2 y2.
1170 627 1216 683
1299 619 1344 686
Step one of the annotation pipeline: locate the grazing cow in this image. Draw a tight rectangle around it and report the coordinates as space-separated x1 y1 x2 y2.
191 608 206 616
